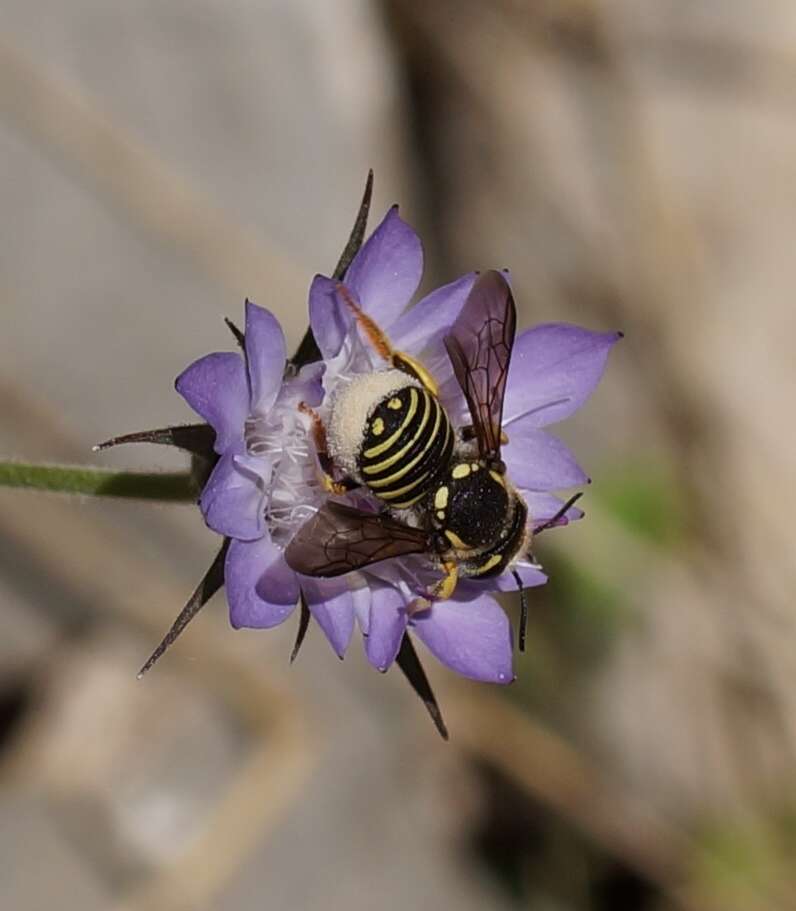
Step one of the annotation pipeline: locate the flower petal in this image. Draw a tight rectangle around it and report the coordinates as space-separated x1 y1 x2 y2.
491 563 547 592
345 206 423 328
498 561 548 590
279 361 325 410
302 578 355 658
199 448 269 540
523 490 585 528
175 352 247 454
503 425 589 491
389 272 477 361
309 274 351 360
350 580 372 634
457 561 547 599
366 584 409 672
225 536 300 629
245 301 286 417
410 594 514 683
504 325 622 429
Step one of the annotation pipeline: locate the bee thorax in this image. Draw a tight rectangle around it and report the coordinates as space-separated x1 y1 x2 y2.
430 459 529 578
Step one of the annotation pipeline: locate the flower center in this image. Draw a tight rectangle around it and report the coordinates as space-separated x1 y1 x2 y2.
244 415 271 456
245 406 323 545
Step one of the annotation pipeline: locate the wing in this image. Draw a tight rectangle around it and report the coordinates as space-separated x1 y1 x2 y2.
444 270 516 462
284 501 430 577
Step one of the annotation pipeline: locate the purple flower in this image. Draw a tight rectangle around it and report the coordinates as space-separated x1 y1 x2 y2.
305 209 621 683
176 204 620 687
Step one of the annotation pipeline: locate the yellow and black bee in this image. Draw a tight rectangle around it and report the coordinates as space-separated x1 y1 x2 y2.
285 270 580 650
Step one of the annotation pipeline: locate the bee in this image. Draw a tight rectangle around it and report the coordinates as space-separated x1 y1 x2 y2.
285 270 580 650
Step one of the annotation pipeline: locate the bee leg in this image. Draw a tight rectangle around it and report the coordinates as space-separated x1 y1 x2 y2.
299 402 359 494
532 492 584 536
336 282 394 360
461 424 509 445
335 282 440 397
406 561 459 617
299 401 331 465
524 494 583 568
321 475 359 495
432 561 459 600
525 549 543 569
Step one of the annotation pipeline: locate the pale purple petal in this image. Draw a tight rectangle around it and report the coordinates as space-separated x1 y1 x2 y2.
366 584 409 672
279 361 325 410
199 447 268 540
503 424 589 491
302 578 355 658
456 562 547 601
499 561 547 590
361 563 402 589
435 362 469 424
410 594 514 684
364 558 434 598
389 272 477 360
523 490 584 527
308 274 351 360
351 582 372 634
226 536 300 629
477 562 547 593
245 301 286 417
175 352 247 454
345 206 422 328
504 325 622 429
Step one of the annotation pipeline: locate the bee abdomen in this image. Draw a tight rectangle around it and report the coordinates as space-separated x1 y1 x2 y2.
358 385 453 507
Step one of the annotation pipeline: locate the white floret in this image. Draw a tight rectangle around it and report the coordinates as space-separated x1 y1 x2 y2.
327 369 420 478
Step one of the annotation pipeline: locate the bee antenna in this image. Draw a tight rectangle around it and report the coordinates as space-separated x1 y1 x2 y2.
512 569 527 653
532 492 584 536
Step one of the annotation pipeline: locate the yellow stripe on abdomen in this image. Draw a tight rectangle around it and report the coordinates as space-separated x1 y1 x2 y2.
386 400 454 507
378 470 431 501
359 384 454 507
362 387 419 459
365 396 440 486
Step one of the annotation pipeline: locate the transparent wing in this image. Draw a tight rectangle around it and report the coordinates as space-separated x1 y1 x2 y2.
444 270 516 461
285 501 429 577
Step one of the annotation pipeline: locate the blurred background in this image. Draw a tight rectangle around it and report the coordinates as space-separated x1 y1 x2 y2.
1 2 795 909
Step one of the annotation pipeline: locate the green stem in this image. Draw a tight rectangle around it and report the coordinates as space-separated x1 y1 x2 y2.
0 461 198 501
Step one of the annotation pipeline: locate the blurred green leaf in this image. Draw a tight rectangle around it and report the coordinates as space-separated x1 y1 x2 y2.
507 553 629 721
593 459 686 547
692 813 796 908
